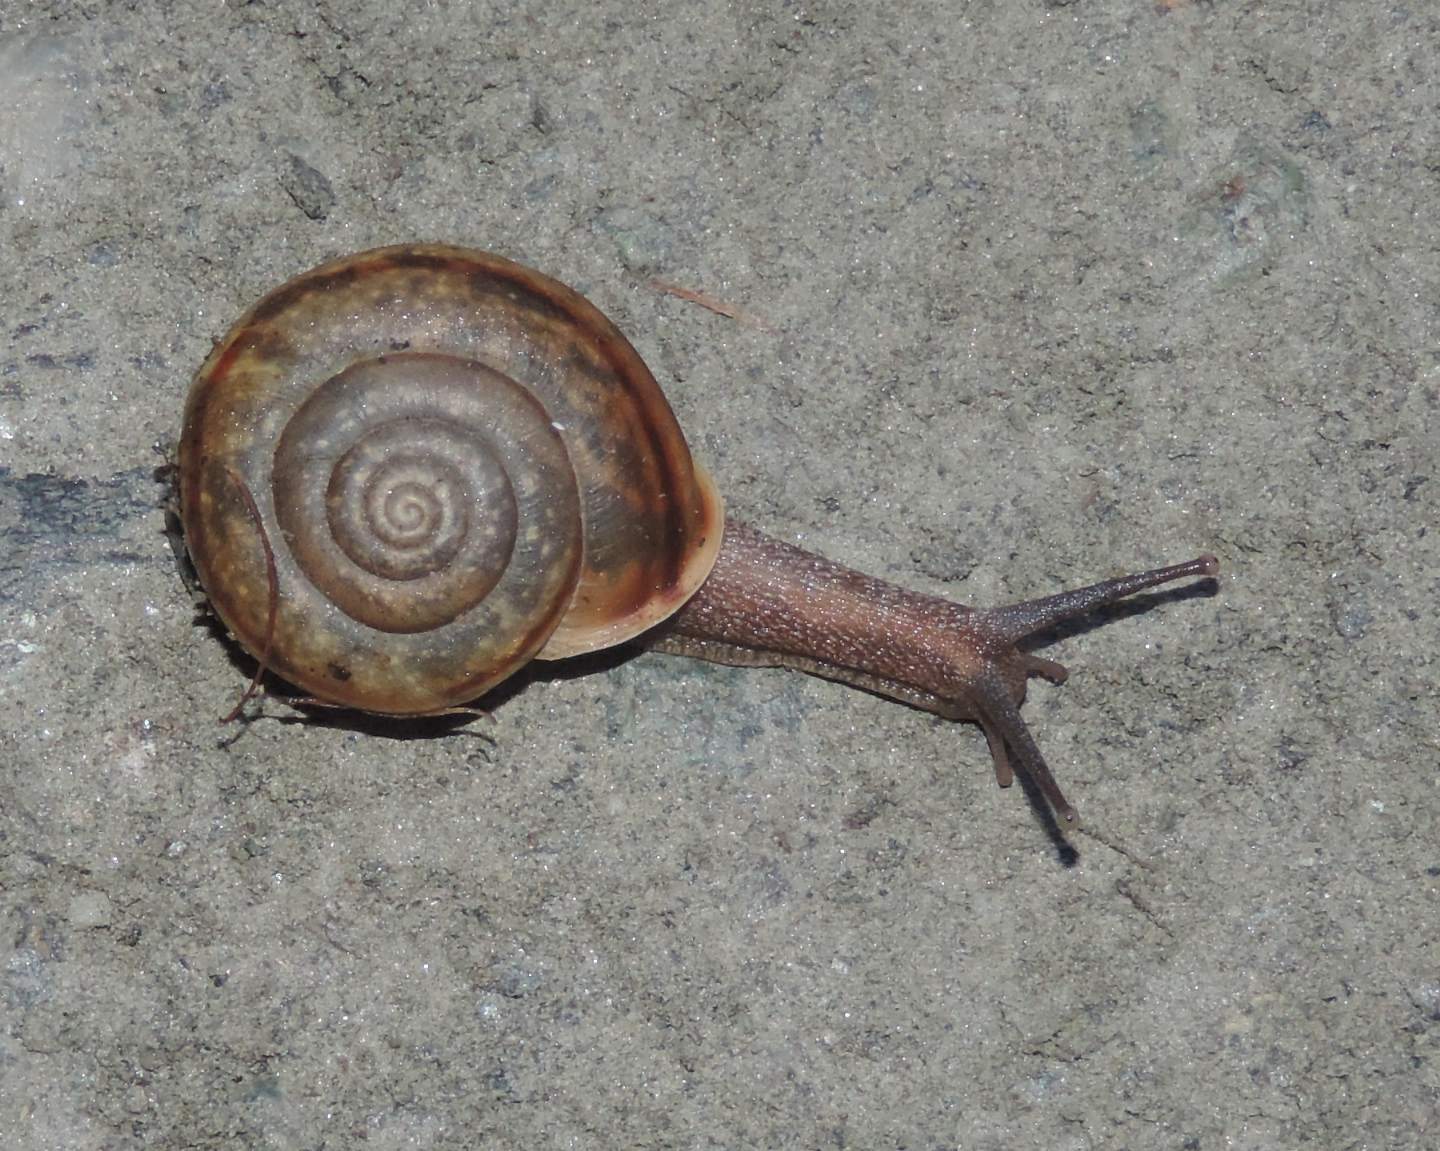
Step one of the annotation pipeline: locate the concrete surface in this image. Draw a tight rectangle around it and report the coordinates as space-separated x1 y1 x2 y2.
1 2 1436 1148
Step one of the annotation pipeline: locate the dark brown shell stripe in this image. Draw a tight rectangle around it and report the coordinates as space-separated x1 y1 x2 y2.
180 244 723 712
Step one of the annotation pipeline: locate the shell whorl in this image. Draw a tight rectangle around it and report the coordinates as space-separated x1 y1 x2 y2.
179 244 724 714
270 353 576 637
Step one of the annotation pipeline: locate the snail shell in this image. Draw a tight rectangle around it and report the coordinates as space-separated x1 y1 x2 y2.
178 244 723 714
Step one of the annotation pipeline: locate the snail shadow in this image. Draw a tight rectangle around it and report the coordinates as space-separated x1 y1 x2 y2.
1016 770 1081 868
200 611 645 749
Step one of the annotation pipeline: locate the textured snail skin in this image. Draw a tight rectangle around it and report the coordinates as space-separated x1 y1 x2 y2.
660 523 1217 822
180 244 1217 822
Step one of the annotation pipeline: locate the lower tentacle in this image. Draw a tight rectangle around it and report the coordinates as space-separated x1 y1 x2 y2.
973 672 1077 823
1021 653 1069 684
978 718 1015 790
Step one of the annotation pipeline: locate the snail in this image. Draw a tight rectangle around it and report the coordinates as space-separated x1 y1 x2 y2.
178 244 1217 823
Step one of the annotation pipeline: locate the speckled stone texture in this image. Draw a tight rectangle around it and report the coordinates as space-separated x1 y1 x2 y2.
1 3 1436 1149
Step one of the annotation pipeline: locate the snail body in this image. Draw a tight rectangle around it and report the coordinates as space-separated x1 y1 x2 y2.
180 244 1217 822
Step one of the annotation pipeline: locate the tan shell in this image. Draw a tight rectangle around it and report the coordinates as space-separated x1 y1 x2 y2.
179 244 724 714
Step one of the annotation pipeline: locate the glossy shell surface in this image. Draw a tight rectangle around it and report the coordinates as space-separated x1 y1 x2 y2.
179 244 723 713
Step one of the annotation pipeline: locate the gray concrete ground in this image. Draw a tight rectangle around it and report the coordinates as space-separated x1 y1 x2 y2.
1 2 1436 1148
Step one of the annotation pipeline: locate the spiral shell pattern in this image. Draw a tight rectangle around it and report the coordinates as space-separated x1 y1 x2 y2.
271 353 574 637
179 245 723 714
